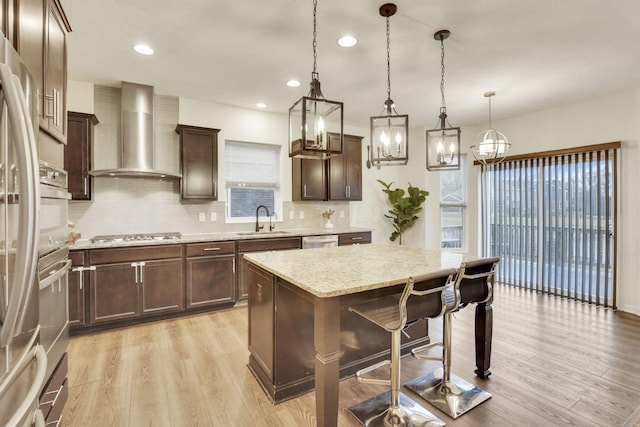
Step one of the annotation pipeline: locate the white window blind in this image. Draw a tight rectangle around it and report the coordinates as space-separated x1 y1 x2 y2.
225 141 280 188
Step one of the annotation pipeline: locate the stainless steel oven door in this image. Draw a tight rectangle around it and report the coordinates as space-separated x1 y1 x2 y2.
38 181 69 256
38 246 70 381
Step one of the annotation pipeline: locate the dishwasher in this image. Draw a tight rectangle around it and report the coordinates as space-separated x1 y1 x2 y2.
301 235 339 249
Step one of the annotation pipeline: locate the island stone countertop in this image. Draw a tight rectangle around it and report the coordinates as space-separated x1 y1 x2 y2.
67 227 371 250
244 243 479 297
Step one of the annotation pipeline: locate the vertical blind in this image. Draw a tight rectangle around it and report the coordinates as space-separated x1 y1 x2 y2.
480 143 618 307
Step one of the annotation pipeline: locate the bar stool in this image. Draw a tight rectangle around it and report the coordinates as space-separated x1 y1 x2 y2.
347 269 457 427
404 257 500 419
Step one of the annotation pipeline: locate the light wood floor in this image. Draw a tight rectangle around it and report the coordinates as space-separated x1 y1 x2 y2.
61 284 640 427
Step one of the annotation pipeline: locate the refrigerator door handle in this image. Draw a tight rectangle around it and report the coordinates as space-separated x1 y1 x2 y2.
0 63 40 348
4 344 48 427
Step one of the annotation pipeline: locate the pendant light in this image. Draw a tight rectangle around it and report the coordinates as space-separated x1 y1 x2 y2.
289 0 343 159
368 3 408 168
426 30 460 171
470 91 511 165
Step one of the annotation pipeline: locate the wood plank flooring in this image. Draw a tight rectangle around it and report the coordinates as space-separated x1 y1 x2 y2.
61 284 640 426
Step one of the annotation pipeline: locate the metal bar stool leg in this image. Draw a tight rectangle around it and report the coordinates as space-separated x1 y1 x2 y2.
405 258 499 419
349 329 446 427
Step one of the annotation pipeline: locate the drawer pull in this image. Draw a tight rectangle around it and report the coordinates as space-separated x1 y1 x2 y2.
203 247 222 252
351 237 363 241
41 384 64 406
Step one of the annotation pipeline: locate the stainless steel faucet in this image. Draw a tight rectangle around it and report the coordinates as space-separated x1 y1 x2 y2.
255 205 271 232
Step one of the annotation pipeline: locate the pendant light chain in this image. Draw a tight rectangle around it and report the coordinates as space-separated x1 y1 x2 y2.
312 0 318 76
386 14 391 101
439 36 446 110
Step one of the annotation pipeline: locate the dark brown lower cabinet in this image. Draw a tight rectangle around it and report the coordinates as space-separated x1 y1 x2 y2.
88 245 183 325
185 241 236 309
237 237 301 301
338 231 372 246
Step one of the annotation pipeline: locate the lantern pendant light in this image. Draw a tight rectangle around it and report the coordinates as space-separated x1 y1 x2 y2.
426 29 460 171
368 3 408 168
470 91 511 165
289 0 343 159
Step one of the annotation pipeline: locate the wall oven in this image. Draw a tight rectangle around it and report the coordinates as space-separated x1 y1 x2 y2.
37 161 70 419
38 161 69 256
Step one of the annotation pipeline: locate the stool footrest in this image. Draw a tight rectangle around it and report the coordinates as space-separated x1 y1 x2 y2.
411 341 443 361
355 359 391 386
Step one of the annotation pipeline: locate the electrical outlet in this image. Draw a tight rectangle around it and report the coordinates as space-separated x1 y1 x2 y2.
198 212 206 222
210 212 217 222
289 210 295 220
299 210 304 220
339 210 345 218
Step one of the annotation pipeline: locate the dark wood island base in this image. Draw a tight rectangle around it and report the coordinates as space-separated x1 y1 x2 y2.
247 266 431 403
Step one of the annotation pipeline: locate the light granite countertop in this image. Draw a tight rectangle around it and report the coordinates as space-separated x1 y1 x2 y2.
244 243 479 298
67 227 372 250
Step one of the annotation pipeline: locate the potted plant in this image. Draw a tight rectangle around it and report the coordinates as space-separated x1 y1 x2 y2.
378 180 430 245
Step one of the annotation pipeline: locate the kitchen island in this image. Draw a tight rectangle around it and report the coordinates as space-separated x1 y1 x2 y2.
245 244 492 427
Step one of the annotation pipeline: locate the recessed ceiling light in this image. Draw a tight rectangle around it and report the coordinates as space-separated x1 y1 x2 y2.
287 79 301 88
338 35 357 47
133 44 154 55
256 102 266 109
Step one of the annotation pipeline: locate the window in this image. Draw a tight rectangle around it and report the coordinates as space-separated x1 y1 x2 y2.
480 143 619 307
225 141 281 220
440 155 466 249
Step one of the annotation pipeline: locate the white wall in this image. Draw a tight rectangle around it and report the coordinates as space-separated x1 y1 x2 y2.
67 80 94 113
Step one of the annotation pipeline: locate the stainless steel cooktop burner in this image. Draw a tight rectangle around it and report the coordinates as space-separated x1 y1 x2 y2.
90 232 182 243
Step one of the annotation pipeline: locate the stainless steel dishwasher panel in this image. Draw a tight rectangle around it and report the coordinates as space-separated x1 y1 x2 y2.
301 235 339 249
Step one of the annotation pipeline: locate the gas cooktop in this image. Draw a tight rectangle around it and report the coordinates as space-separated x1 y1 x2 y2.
89 232 182 244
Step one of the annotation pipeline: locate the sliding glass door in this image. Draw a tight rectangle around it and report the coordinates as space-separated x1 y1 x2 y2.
480 143 618 307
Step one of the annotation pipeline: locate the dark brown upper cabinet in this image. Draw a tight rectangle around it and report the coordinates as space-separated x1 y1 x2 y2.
292 157 326 201
65 112 98 200
328 134 363 201
292 133 362 201
176 124 220 200
17 0 71 144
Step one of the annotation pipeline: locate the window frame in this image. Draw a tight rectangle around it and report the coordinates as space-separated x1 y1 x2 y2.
224 140 282 223
439 154 467 251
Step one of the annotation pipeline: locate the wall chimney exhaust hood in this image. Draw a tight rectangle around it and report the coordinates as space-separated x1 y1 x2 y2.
89 82 181 178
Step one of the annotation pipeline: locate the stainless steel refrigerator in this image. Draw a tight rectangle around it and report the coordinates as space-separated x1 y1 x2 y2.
0 33 47 426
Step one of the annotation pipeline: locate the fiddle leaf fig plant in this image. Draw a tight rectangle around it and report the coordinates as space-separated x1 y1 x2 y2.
378 179 430 245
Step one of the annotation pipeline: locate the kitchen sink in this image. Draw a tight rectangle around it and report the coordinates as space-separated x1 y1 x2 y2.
235 231 292 236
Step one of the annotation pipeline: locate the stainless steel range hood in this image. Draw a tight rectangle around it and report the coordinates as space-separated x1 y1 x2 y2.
89 82 181 178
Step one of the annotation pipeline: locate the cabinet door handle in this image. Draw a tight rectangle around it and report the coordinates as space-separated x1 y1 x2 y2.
213 181 217 198
346 185 350 198
84 176 88 196
44 93 55 119
303 184 307 198
72 267 84 290
139 262 146 283
203 247 221 252
131 263 138 283
54 89 59 127
232 258 236 274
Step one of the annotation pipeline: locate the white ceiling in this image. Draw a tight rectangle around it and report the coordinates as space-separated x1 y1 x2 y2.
62 0 640 129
